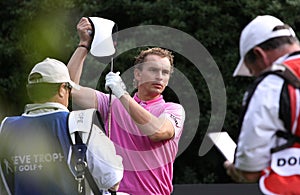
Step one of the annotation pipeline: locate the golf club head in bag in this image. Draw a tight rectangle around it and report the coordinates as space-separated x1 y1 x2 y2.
88 17 118 59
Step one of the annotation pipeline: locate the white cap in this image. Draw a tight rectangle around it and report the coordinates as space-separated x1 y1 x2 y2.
89 17 116 57
28 58 80 90
233 15 296 77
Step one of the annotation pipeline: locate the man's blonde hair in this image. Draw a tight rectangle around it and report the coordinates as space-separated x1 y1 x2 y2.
134 47 174 73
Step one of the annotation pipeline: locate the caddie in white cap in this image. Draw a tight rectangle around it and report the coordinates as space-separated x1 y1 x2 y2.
0 57 124 195
226 15 300 195
233 15 297 76
26 58 80 107
28 58 80 90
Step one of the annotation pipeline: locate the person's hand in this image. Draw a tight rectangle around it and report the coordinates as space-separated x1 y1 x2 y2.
108 181 120 193
224 161 261 183
105 72 127 99
224 160 247 183
76 17 93 48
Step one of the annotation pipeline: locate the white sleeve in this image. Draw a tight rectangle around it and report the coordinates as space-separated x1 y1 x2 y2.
0 117 7 133
235 75 286 171
0 118 10 195
0 168 10 195
86 124 123 189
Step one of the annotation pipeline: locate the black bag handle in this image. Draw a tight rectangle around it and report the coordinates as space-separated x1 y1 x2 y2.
74 131 102 195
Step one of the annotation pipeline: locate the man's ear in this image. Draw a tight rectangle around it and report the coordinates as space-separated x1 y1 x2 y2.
134 68 141 80
58 83 65 98
252 46 269 67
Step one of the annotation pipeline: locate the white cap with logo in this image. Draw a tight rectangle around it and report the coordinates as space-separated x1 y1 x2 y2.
28 58 80 90
233 15 296 77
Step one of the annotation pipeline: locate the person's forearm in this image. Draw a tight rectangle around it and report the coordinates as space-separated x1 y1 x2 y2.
67 47 89 84
119 94 173 141
105 72 175 141
120 94 155 127
68 17 92 84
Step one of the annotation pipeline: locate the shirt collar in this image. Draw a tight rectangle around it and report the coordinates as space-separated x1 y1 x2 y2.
275 51 300 64
133 93 164 107
24 102 69 115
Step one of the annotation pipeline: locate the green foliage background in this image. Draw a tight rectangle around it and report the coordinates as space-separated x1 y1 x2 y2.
1 0 300 184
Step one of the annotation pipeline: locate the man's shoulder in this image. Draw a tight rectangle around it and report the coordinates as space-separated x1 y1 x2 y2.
164 101 179 104
164 102 184 109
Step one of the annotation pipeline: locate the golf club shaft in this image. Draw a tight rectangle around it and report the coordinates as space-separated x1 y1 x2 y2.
108 56 114 138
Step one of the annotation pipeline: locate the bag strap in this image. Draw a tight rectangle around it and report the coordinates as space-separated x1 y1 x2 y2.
74 132 116 195
271 130 300 153
237 64 300 154
68 109 103 195
261 64 300 153
260 63 300 88
74 131 102 195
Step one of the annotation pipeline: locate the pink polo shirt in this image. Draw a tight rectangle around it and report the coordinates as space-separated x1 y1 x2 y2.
96 92 185 195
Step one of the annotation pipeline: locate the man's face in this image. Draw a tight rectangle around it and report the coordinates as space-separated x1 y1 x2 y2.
135 54 171 99
244 47 275 77
245 61 263 77
61 83 72 107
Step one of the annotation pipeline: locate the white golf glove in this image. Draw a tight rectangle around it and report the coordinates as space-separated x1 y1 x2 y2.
105 72 127 99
